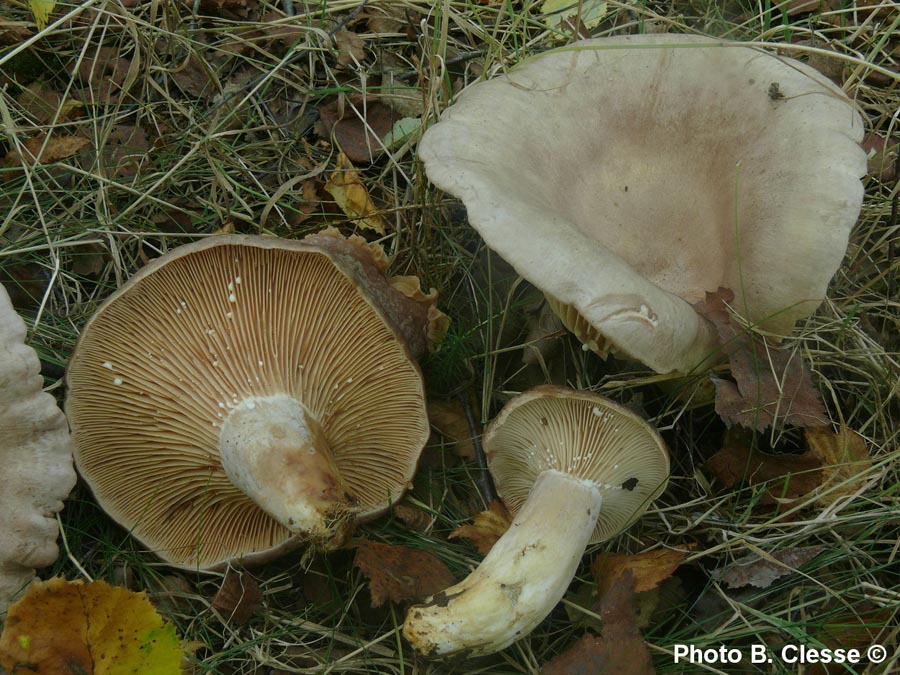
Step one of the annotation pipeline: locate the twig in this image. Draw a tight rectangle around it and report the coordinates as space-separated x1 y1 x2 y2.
458 391 497 505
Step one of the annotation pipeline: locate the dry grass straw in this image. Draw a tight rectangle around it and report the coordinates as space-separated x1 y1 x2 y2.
1 0 899 672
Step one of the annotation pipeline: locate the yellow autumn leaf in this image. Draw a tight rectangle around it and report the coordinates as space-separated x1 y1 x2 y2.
541 0 607 30
30 0 56 30
0 577 187 675
323 151 387 234
449 500 512 554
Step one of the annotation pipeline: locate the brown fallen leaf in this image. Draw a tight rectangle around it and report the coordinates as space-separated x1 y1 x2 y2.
698 288 828 431
317 97 395 163
449 500 512 555
542 571 656 675
335 28 366 66
428 398 477 459
806 426 872 506
353 540 455 607
862 132 898 183
806 602 894 675
392 503 434 532
69 46 135 104
211 568 262 625
323 152 388 234
592 546 693 596
714 546 824 589
0 577 186 674
3 134 91 169
704 428 822 504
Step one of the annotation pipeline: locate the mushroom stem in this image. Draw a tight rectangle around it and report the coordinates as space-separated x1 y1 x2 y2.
403 469 602 657
218 394 356 546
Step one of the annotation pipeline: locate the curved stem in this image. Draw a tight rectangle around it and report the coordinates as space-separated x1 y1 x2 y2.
403 469 602 657
218 394 355 546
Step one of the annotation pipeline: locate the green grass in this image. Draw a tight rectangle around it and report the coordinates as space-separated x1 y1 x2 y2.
2 0 899 673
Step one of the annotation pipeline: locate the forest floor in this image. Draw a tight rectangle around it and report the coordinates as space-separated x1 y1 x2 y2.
1 0 899 673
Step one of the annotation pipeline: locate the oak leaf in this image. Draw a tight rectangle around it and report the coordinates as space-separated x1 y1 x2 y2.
542 571 655 675
698 288 828 431
318 98 395 163
211 568 262 625
592 546 693 595
449 500 512 555
0 577 186 674
353 540 454 607
704 428 822 504
714 546 824 589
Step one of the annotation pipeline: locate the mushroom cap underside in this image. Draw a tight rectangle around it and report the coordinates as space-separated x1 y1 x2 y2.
66 235 429 569
484 386 670 544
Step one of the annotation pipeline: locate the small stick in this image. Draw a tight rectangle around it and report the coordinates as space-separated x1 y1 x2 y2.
459 391 498 505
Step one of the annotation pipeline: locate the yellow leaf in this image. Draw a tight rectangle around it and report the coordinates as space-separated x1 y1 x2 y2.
592 546 694 595
806 426 872 506
449 500 512 554
0 577 187 675
323 152 386 234
541 0 608 30
30 0 55 30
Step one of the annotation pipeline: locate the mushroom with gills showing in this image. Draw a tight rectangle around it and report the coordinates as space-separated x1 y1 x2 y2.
1 284 76 613
403 385 669 657
65 231 436 570
418 34 866 374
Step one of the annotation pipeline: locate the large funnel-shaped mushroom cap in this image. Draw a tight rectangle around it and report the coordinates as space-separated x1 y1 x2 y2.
1 285 76 612
66 234 429 570
485 385 669 543
419 34 866 373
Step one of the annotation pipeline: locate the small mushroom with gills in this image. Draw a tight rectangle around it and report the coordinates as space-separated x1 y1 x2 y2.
65 231 435 570
403 385 669 657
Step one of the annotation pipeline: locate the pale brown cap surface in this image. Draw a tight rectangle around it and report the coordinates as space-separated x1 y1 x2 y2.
420 34 866 373
1 284 76 611
66 235 429 569
485 386 669 543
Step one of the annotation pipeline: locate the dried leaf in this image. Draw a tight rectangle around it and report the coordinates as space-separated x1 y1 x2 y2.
211 568 262 625
3 134 90 168
428 399 477 459
70 47 134 104
863 132 898 182
542 571 655 675
334 28 366 66
353 540 454 607
714 546 824 589
318 98 395 163
16 81 83 125
0 20 33 45
592 547 693 595
392 503 434 532
449 500 512 554
323 152 387 234
806 426 872 505
0 577 186 674
698 288 828 431
704 428 822 504
90 124 150 178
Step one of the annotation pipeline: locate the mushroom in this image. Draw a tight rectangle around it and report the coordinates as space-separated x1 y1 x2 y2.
418 34 866 373
403 385 669 657
65 231 434 570
1 284 76 612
